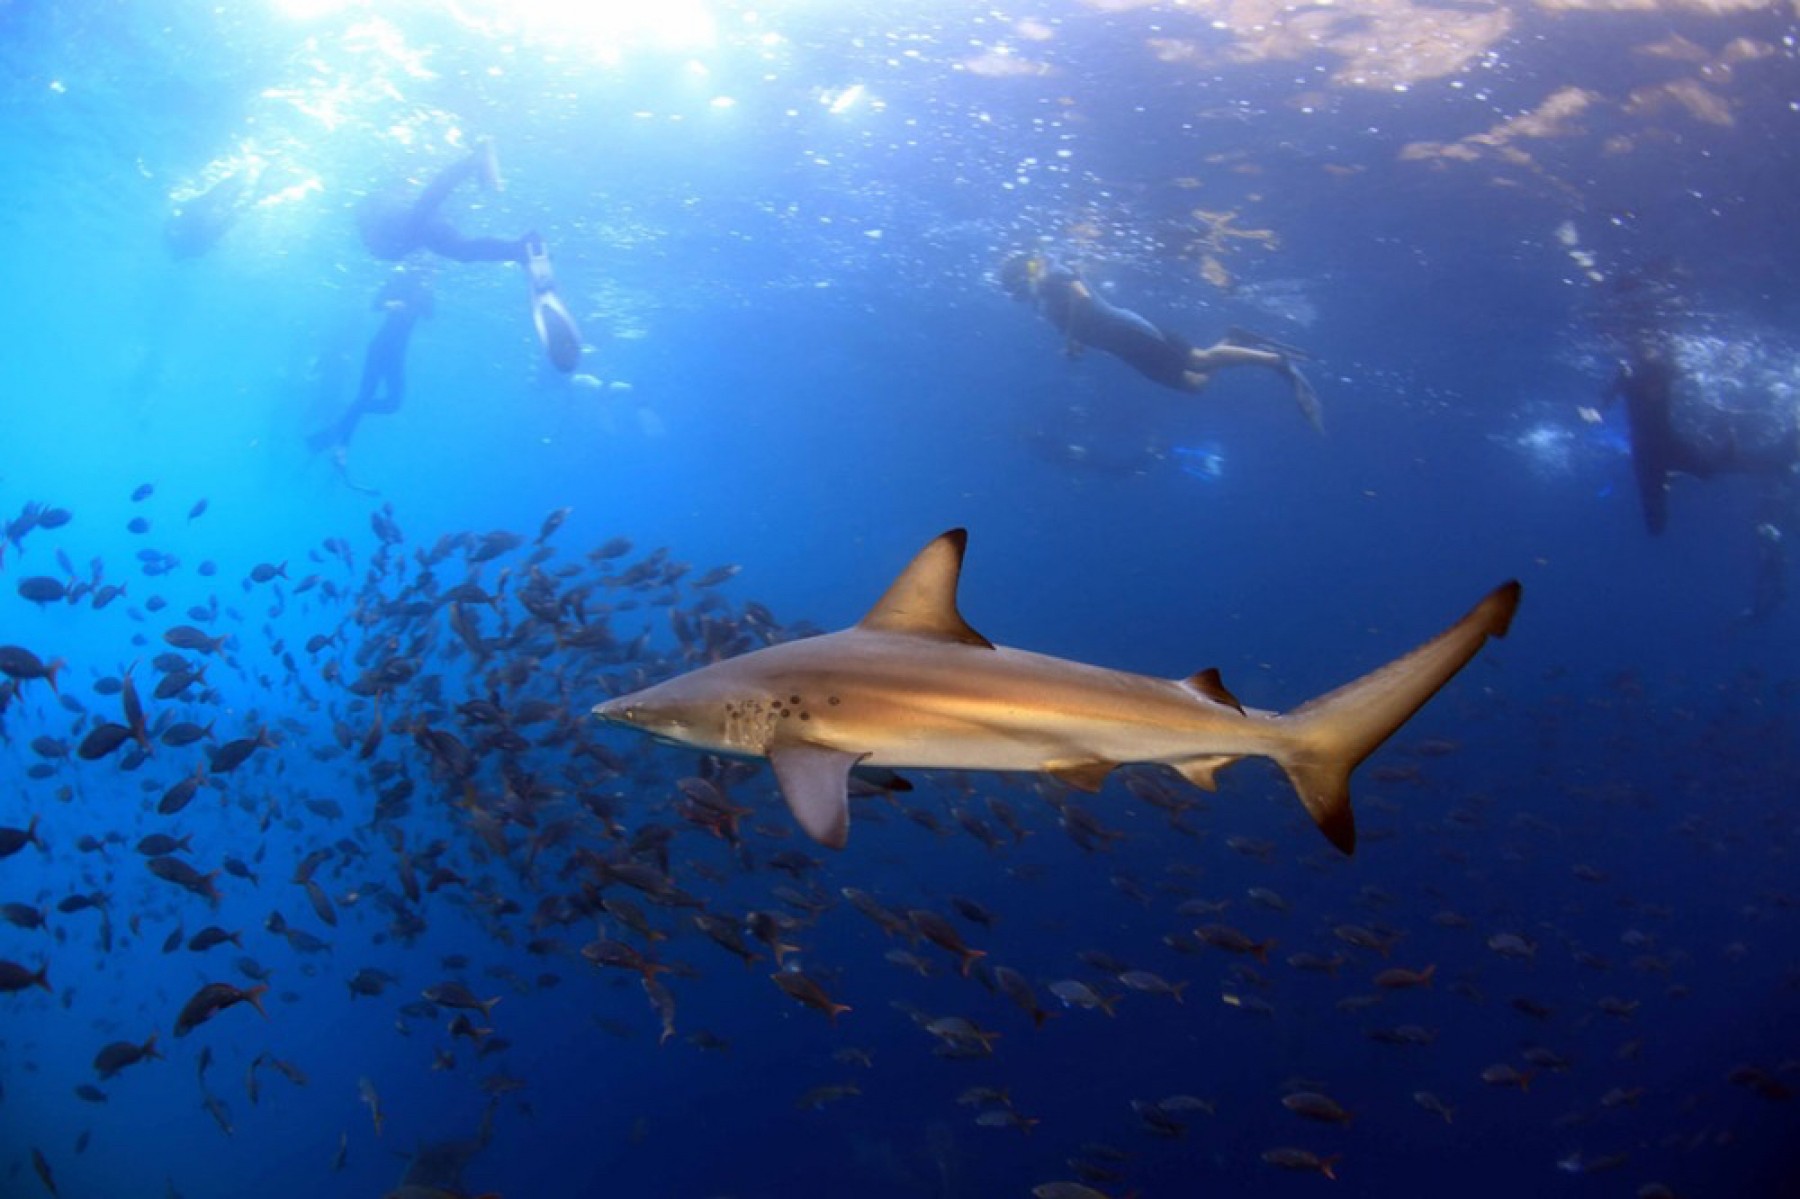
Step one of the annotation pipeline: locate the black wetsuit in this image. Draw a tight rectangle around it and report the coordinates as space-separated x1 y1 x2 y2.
309 273 432 452
1613 344 1799 619
1615 354 1704 535
1615 351 1796 534
356 154 523 265
1030 260 1196 390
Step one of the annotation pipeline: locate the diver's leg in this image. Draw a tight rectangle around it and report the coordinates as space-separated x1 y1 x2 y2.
409 151 486 223
363 323 409 416
307 338 383 453
420 221 528 264
1631 446 1670 535
1190 344 1284 370
366 360 405 417
405 139 512 260
1222 326 1313 359
1189 345 1324 433
474 138 503 191
315 405 382 495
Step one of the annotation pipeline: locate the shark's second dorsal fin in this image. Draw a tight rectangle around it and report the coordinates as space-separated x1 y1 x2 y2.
857 529 995 649
1182 667 1245 714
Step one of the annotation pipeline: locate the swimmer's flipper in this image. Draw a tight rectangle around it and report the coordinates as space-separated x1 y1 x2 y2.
1285 360 1325 436
327 446 382 497
1223 325 1313 361
524 234 582 374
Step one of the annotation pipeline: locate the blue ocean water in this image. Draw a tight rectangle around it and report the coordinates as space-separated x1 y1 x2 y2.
2 2 1797 1196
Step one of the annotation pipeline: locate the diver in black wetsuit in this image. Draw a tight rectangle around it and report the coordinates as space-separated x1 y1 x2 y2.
998 250 1323 433
357 139 520 265
1608 331 1800 620
356 140 582 373
307 267 434 483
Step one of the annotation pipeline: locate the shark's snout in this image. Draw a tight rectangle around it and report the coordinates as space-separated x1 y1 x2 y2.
592 697 635 724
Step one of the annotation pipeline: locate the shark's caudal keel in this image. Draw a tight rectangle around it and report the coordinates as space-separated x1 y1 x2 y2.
593 529 1520 855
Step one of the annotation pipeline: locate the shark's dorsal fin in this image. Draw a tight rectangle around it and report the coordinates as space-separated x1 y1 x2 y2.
1182 667 1245 714
857 529 995 649
769 743 866 849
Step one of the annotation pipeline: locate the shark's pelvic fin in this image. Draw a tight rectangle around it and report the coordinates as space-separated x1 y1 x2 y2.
1278 581 1522 855
856 528 996 649
769 743 865 849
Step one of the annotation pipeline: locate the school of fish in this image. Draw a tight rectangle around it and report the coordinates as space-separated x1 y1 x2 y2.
0 487 1794 1198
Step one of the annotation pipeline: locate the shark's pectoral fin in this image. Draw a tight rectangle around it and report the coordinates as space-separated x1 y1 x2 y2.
1181 668 1245 715
769 744 866 849
1172 754 1241 791
1045 759 1118 792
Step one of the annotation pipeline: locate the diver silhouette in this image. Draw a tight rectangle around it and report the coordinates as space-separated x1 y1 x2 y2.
999 250 1322 433
1607 329 1799 621
355 139 582 373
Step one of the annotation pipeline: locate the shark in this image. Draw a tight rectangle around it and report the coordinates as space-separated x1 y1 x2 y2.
593 529 1520 855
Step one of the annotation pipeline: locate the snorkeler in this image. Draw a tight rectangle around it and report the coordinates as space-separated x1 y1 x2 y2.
1607 330 1800 620
998 250 1323 433
1608 339 1710 535
306 266 433 494
165 169 256 259
1608 335 1799 531
356 139 582 373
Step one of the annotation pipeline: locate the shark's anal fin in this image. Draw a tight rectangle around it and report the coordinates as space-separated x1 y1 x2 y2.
857 529 995 649
1182 667 1245 714
1045 760 1118 792
1173 754 1240 791
769 744 866 850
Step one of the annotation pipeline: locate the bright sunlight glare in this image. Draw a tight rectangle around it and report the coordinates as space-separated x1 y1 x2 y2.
271 0 720 58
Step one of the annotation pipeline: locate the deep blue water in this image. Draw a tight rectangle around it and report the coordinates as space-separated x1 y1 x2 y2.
2 3 1798 1197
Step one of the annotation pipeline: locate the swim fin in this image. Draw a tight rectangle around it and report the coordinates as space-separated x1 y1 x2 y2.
524 234 582 373
1287 361 1325 435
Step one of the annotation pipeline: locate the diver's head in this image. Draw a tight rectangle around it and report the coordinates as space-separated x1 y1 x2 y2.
997 252 1042 300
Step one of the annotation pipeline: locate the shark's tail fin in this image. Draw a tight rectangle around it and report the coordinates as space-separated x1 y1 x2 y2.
1277 582 1521 854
